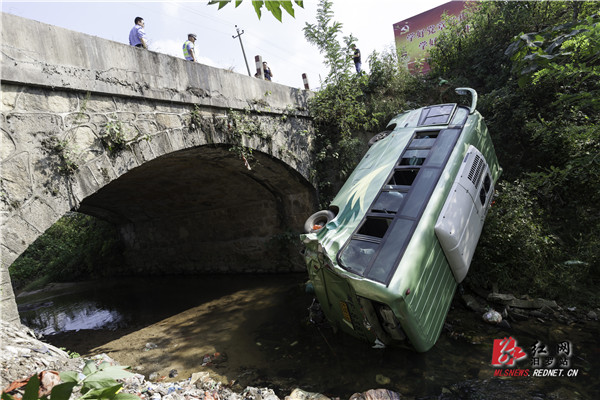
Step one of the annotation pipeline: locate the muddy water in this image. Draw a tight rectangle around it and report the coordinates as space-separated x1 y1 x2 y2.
17 274 599 399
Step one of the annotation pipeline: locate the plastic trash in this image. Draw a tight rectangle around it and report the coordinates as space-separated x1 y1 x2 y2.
482 309 502 324
145 342 158 351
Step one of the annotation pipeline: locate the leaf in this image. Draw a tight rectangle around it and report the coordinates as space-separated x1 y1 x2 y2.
82 360 97 376
50 382 78 400
59 371 79 383
22 375 40 400
2 393 16 400
280 1 295 17
97 362 111 371
86 366 134 381
82 378 119 393
505 39 522 56
217 1 230 10
264 1 282 22
252 1 263 19
80 384 122 400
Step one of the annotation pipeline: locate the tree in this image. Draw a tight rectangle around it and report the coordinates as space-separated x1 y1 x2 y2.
303 0 356 83
426 1 600 304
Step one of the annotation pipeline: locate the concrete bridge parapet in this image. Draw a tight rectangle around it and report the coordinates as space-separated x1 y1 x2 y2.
1 13 317 324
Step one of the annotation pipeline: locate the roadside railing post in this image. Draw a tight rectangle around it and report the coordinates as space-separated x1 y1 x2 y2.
302 73 310 89
255 55 264 79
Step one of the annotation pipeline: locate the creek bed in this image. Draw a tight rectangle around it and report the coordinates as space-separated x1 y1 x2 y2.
16 274 599 399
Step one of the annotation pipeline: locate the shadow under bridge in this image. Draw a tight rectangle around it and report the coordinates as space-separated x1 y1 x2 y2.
78 145 316 275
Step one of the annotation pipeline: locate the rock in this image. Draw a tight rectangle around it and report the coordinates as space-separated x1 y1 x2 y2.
349 389 402 400
487 293 558 309
0 320 83 390
529 310 546 319
461 294 485 313
487 293 516 304
243 387 280 400
587 310 598 320
285 388 330 400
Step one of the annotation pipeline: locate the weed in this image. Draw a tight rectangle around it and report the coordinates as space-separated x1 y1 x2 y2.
101 119 127 155
41 137 79 176
189 104 202 131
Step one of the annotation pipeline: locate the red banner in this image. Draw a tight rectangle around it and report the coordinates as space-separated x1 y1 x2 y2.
393 1 469 73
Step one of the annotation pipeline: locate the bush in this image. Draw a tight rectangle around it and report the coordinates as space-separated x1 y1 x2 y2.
9 213 124 291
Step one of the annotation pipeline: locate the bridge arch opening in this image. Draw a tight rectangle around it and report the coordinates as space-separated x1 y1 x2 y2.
76 144 315 275
9 144 316 311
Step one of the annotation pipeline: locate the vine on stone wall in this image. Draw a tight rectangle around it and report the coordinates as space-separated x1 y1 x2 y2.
41 137 79 176
189 104 202 131
101 119 128 155
225 108 272 169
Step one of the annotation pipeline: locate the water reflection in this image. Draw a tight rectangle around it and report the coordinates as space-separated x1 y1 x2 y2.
20 300 123 335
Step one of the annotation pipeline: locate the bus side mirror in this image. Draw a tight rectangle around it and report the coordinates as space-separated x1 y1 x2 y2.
455 87 478 114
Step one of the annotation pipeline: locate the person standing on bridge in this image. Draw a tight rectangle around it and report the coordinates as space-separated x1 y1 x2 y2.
183 33 197 62
129 17 148 49
263 61 273 81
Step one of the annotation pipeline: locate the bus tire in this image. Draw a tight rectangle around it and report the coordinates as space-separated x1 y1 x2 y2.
304 210 335 233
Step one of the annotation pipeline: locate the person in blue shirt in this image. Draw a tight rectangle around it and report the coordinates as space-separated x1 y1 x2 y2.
129 17 147 49
183 33 197 62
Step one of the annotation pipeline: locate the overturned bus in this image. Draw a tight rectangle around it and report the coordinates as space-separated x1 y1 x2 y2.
300 88 502 352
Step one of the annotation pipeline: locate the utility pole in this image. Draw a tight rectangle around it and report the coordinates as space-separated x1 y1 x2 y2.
232 25 251 77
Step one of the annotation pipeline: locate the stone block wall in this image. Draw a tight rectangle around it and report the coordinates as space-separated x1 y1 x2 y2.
1 11 318 324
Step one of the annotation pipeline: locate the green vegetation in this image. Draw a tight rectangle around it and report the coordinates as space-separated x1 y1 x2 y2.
9 213 124 292
304 0 599 307
425 1 600 306
101 119 128 155
225 108 272 168
1 360 138 400
41 137 79 176
303 0 434 205
10 0 599 309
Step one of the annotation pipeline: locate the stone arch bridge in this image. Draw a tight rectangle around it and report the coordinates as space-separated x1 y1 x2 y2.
1 13 317 323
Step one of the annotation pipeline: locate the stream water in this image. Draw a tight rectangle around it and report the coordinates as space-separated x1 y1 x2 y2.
16 274 599 399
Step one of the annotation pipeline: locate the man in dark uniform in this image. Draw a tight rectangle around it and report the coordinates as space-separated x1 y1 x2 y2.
351 44 361 73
